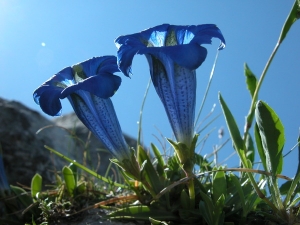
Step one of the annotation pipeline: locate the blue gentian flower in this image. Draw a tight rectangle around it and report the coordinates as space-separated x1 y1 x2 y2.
33 56 132 162
115 24 225 146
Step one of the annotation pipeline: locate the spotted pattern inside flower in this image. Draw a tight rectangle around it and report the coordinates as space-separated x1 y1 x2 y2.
72 64 87 82
165 30 177 46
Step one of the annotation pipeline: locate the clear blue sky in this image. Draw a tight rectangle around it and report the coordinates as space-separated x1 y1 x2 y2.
1 1 299 179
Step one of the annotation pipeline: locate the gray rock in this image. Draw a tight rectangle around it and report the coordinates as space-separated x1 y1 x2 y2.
53 113 137 175
0 97 78 186
0 97 137 187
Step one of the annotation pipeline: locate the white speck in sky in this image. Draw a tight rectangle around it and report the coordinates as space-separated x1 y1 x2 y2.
41 42 46 47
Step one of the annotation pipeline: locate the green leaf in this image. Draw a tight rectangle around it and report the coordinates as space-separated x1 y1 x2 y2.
108 205 178 221
31 173 42 200
212 170 226 205
280 180 292 196
199 191 214 225
255 101 284 175
167 139 190 165
137 145 163 195
194 153 212 171
180 189 190 209
284 165 300 207
69 162 78 187
244 63 257 99
278 0 300 43
151 143 166 178
62 166 76 196
10 185 33 209
218 93 248 167
288 196 300 208
254 123 267 172
214 194 225 225
229 173 247 216
245 133 255 165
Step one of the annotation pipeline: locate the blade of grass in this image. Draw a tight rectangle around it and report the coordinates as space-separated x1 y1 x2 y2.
44 145 128 189
137 78 151 147
195 50 220 126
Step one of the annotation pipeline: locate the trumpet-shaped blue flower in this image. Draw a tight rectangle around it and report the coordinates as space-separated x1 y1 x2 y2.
33 56 132 161
115 24 225 146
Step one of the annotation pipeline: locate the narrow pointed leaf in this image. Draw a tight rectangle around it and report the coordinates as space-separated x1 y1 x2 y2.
229 173 246 212
255 101 284 175
212 170 226 205
219 93 248 167
288 196 300 208
138 145 163 195
180 189 190 209
151 143 166 178
254 123 267 171
245 133 255 165
278 0 300 43
199 191 214 225
214 194 225 224
10 185 33 208
244 63 257 99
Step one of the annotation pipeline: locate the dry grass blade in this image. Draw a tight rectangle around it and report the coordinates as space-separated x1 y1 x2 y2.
68 195 139 217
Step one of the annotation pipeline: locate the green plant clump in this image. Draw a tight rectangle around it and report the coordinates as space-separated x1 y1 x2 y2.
1 1 300 225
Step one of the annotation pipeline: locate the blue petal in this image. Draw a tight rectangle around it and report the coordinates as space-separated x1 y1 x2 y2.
33 56 121 116
146 55 196 144
35 87 62 116
185 24 226 50
115 37 145 77
61 73 121 99
54 67 76 86
69 93 130 160
140 24 170 47
78 56 120 78
115 24 225 76
139 43 207 70
115 25 171 77
164 24 225 47
33 67 74 116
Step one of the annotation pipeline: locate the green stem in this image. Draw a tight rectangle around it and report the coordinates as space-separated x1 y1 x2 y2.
246 172 280 214
243 42 280 140
243 0 299 141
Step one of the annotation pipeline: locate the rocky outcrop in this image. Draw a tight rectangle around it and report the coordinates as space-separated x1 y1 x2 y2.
0 97 136 187
53 113 137 174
